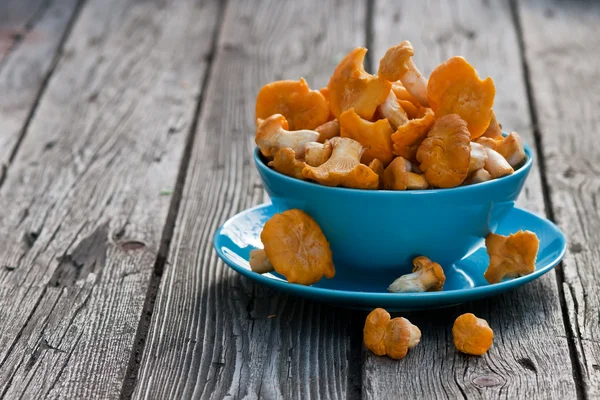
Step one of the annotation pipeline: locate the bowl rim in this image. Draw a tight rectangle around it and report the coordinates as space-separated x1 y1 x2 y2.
254 137 533 196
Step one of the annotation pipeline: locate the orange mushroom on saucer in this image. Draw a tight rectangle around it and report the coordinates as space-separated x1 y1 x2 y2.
302 137 380 189
339 108 395 166
427 56 495 139
364 308 421 360
378 41 429 107
416 114 471 188
249 249 274 274
388 256 445 292
255 114 319 158
268 148 306 180
255 78 329 130
484 230 539 284
261 209 335 285
327 47 391 120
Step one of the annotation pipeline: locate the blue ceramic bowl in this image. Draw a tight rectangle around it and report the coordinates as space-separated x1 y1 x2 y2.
254 143 533 273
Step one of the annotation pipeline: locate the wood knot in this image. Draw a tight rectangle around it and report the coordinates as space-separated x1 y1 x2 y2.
570 243 583 254
518 357 537 373
472 374 505 388
120 240 146 251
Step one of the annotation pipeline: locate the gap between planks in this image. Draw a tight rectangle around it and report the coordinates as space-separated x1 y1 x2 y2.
510 0 586 398
0 0 87 187
119 1 229 398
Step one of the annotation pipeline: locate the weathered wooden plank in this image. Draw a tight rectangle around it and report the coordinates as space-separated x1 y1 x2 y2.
132 0 366 398
0 0 82 181
0 0 220 398
518 0 600 396
0 0 46 57
363 0 577 398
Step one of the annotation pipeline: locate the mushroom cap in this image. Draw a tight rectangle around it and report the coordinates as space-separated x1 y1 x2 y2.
427 56 496 139
315 119 341 143
339 108 395 166
412 256 446 291
302 137 380 189
391 107 436 161
269 147 306 180
398 100 420 120
475 136 498 150
256 78 329 130
378 41 415 82
304 140 333 167
327 47 391 120
385 317 421 360
482 110 502 138
261 209 335 285
452 313 494 356
363 308 391 356
368 158 385 189
383 156 410 190
416 114 471 188
484 230 539 284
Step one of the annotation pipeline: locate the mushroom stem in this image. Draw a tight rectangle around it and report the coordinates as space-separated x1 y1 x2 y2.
379 91 409 130
255 114 319 157
469 142 488 173
407 172 428 189
249 249 274 274
465 168 492 185
406 320 422 348
483 147 514 178
401 58 429 107
315 120 340 143
304 141 332 167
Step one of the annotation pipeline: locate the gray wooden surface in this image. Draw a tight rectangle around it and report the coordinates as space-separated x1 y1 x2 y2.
0 0 596 398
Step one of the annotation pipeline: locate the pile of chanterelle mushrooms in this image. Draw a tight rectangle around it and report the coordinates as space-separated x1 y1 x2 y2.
254 41 527 190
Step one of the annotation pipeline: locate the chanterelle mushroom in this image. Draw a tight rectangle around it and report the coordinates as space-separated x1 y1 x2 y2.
363 308 421 360
484 230 539 284
339 108 395 166
469 142 488 173
255 78 329 130
261 209 335 285
383 156 428 190
378 90 408 130
249 249 274 274
464 168 492 185
268 148 306 180
302 137 380 189
304 141 333 167
327 47 391 120
391 106 436 162
388 256 446 292
453 313 494 356
496 131 526 168
427 56 495 139
315 120 340 143
416 114 471 188
368 158 385 189
378 41 429 107
483 146 514 178
482 110 502 138
255 114 319 157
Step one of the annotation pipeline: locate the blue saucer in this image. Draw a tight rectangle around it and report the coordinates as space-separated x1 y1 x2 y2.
214 204 566 311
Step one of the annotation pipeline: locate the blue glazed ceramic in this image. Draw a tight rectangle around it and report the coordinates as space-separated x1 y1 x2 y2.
254 144 533 274
214 204 566 311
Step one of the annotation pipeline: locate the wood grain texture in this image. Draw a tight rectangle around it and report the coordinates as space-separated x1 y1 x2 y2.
518 0 600 396
363 0 577 398
132 1 366 398
0 0 82 181
0 0 220 398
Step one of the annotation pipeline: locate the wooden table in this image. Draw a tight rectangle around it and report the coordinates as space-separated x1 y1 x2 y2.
0 0 597 398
